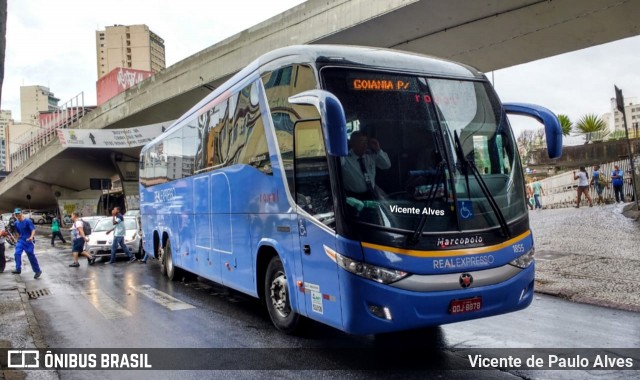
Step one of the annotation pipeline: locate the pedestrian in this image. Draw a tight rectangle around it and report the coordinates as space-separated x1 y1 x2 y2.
530 178 545 210
573 167 593 208
8 214 16 234
10 208 42 278
69 211 95 267
105 207 136 264
0 218 6 273
139 250 149 264
611 165 624 203
51 214 67 246
525 183 534 210
590 164 605 205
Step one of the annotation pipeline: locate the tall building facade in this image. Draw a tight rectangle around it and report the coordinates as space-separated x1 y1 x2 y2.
0 110 11 171
95 24 166 79
607 97 640 138
20 85 60 125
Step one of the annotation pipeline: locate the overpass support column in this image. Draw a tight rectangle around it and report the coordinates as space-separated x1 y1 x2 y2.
122 181 140 211
113 156 141 212
52 185 104 223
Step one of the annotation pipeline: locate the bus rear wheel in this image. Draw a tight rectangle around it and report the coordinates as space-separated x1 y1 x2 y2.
163 240 183 281
160 245 167 275
264 256 303 334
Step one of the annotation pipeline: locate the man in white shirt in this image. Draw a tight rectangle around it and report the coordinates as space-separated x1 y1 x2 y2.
341 131 391 198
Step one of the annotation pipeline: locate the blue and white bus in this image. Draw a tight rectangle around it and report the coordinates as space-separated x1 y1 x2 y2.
139 45 562 335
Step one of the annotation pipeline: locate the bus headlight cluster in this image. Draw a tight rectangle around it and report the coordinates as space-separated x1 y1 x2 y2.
335 253 408 284
509 247 535 269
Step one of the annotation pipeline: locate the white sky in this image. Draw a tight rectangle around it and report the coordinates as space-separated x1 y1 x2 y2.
2 0 640 145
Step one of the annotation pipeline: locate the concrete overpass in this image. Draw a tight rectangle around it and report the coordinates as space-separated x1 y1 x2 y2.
2 0 639 212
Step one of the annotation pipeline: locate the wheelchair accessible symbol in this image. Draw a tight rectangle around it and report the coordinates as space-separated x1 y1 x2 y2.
457 200 474 220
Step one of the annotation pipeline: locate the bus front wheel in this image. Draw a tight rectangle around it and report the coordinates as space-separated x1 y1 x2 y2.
264 256 303 334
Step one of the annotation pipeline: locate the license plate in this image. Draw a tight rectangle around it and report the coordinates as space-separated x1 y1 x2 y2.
449 297 482 314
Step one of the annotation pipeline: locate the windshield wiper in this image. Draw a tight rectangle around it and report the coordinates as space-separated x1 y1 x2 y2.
453 131 511 238
406 160 445 246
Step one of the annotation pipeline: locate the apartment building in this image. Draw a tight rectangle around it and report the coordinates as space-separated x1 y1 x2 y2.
0 110 11 171
20 85 60 125
96 24 166 79
605 97 640 137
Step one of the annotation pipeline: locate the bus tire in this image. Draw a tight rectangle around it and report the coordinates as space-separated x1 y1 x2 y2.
160 245 167 276
164 240 180 281
264 256 303 334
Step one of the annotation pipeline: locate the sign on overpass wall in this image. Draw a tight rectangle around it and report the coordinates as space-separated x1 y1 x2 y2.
56 121 175 148
97 67 154 106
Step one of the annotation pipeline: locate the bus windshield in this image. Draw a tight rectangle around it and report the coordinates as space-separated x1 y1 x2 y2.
321 68 526 234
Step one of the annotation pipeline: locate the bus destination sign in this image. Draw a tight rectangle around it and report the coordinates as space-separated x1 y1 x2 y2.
349 75 417 92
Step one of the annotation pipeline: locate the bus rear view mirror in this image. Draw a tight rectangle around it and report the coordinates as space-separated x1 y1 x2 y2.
504 103 563 159
289 90 348 156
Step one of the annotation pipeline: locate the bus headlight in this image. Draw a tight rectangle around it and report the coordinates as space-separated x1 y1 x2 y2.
509 247 535 269
334 253 408 284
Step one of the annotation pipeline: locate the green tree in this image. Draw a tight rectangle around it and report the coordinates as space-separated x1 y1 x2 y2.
516 129 536 163
557 114 573 136
574 114 609 144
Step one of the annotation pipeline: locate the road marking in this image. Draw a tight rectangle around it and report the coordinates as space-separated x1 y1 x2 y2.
131 284 195 311
81 289 133 320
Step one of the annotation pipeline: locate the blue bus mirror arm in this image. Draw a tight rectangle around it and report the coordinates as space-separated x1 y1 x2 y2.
503 102 563 159
289 90 348 157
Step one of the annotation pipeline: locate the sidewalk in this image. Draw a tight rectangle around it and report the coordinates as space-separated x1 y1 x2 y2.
530 201 640 312
0 230 61 380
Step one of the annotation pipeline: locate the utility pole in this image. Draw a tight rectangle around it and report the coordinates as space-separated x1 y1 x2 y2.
615 85 639 208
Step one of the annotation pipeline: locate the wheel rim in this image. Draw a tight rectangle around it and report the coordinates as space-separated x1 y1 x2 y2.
269 271 290 318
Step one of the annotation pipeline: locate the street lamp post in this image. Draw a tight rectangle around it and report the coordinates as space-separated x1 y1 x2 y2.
614 86 639 208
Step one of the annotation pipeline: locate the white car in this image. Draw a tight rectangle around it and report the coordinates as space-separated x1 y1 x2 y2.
86 216 143 260
1 213 12 224
25 211 48 224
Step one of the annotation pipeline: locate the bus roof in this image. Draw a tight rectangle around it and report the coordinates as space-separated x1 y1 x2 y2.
143 45 483 151
258 44 482 79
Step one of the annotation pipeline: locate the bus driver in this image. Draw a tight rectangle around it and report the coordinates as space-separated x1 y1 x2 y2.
341 131 391 198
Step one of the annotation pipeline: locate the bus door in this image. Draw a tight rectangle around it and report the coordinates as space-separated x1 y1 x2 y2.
193 175 212 277
294 120 342 327
209 172 231 283
296 215 342 327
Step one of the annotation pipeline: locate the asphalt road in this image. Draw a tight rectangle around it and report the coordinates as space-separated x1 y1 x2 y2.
5 241 635 380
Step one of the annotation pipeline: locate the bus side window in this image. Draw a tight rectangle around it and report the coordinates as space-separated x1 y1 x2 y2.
294 120 334 226
262 64 318 198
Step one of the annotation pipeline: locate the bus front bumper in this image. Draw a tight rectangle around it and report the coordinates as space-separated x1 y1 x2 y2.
338 263 535 335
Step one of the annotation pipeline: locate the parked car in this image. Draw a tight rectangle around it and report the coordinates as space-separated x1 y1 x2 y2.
24 210 48 224
124 209 141 227
86 216 143 261
1 213 12 224
81 215 105 229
